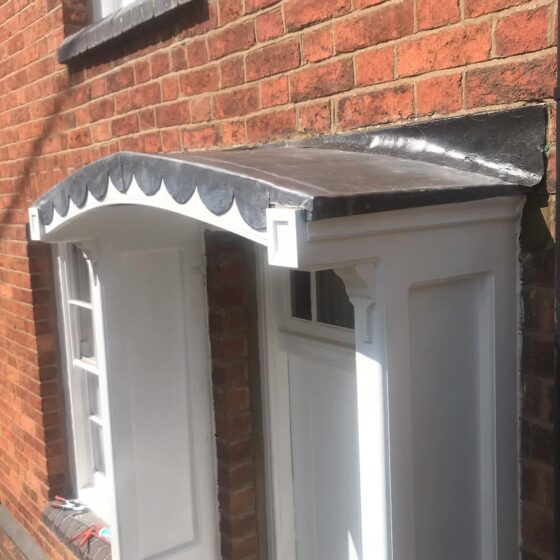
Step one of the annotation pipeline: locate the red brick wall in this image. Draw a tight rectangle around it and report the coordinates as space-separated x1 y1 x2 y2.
206 231 267 560
0 0 556 558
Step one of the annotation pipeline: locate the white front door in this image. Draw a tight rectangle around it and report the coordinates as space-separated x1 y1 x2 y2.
261 264 363 560
89 207 219 560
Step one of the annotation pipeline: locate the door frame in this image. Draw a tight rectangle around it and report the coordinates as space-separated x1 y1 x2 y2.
257 248 298 560
257 248 358 560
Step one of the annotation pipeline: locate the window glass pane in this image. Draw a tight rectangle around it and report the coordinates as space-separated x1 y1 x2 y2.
70 245 91 303
290 271 312 321
72 307 96 363
90 422 106 474
87 374 100 417
316 269 355 329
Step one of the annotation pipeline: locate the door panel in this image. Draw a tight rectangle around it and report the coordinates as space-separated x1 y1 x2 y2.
409 276 489 560
120 248 200 559
288 349 362 560
96 213 219 560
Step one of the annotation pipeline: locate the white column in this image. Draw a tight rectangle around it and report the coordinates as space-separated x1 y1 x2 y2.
335 263 392 560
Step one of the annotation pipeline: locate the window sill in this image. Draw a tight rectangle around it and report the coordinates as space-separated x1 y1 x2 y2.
58 0 194 64
43 501 112 560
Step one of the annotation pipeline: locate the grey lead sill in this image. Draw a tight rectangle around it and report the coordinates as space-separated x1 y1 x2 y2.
43 502 112 560
58 0 194 64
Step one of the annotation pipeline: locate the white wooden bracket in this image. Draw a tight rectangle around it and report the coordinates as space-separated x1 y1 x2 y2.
266 208 307 269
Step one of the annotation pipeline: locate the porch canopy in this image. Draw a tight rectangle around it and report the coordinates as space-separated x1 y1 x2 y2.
29 107 545 263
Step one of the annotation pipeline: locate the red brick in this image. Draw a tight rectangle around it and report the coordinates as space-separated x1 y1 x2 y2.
219 0 244 25
337 85 414 129
298 101 331 133
353 0 391 7
397 23 491 77
220 56 245 88
302 25 333 64
182 125 220 148
149 52 170 78
129 82 161 109
213 86 259 119
67 128 90 148
417 0 460 31
155 101 190 128
114 90 131 114
247 108 296 143
256 8 284 42
208 20 256 60
215 412 253 442
161 129 182 151
186 38 208 67
88 98 114 121
91 121 111 142
214 387 250 412
170 46 188 71
222 533 259 558
464 0 527 18
465 54 556 108
106 66 134 93
140 131 162 153
416 73 462 116
245 0 279 12
284 0 350 32
218 484 255 514
138 108 156 130
191 97 211 123
180 66 220 96
111 114 139 137
161 77 179 101
495 6 550 57
335 0 413 53
246 38 300 82
355 46 393 86
220 120 246 145
260 76 289 108
219 461 255 491
291 58 354 102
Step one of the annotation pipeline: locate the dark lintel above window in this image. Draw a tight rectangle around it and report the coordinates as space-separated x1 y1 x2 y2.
58 0 195 64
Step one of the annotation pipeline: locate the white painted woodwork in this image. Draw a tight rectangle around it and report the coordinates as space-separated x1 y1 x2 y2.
408 275 495 559
54 244 115 524
288 344 362 560
260 264 363 560
261 197 523 560
42 172 523 560
53 207 219 560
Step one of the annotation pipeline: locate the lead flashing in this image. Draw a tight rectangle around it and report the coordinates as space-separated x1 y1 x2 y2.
57 0 194 64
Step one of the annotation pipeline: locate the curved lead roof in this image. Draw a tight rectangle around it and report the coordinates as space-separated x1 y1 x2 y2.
33 106 545 232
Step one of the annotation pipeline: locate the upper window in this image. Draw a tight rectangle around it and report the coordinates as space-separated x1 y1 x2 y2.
57 244 111 520
91 0 136 21
290 270 355 330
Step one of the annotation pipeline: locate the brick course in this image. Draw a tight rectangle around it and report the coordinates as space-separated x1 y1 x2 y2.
0 0 556 558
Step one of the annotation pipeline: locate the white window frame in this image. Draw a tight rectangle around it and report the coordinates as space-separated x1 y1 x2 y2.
90 0 136 22
55 242 114 522
281 269 355 346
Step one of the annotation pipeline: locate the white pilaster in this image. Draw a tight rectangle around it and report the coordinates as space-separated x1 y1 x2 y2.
335 263 392 560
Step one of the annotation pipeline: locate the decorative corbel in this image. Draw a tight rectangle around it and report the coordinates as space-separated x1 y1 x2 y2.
335 263 377 343
76 240 100 286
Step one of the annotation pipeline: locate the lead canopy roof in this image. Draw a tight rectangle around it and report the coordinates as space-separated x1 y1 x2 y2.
32 106 546 232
